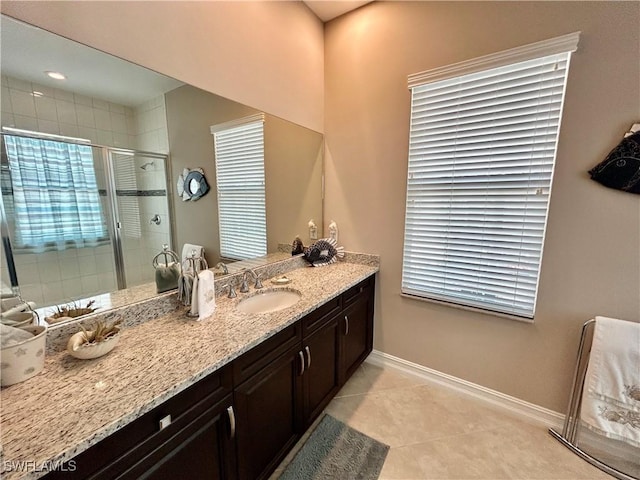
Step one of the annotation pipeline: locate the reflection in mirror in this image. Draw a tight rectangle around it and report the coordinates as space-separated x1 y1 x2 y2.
0 131 173 312
0 15 323 323
176 168 210 202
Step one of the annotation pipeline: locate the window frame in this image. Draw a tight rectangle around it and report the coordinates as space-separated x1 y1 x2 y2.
401 33 580 321
210 113 267 261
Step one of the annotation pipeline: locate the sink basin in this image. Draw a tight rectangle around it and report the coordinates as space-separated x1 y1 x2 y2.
237 288 302 314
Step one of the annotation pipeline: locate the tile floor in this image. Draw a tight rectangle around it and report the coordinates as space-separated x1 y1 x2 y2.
276 362 612 479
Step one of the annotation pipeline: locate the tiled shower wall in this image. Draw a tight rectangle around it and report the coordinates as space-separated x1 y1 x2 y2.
131 96 173 280
1 75 171 308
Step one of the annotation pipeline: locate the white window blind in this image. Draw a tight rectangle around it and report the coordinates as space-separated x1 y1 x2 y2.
112 152 142 240
402 33 579 320
211 114 267 261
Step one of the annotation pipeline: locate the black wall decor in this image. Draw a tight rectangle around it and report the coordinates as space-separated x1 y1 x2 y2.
589 131 640 194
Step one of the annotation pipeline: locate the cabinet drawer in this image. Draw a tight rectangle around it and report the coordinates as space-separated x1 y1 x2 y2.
342 276 374 306
233 323 302 385
301 295 341 336
116 393 235 480
45 365 233 480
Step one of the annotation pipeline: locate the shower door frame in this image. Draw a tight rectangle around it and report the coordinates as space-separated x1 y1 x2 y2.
102 147 174 290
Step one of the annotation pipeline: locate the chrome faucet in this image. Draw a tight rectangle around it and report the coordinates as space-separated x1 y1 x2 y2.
226 280 237 298
240 269 263 293
215 262 229 274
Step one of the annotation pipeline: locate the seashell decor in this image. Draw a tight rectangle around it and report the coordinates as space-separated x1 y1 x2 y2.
67 320 121 360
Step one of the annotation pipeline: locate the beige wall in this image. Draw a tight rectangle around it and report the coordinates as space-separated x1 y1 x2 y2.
324 1 640 412
0 1 324 132
165 84 324 264
165 84 255 265
264 116 324 251
5 0 638 414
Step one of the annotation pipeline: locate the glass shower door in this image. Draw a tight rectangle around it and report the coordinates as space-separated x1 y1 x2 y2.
0 135 118 308
109 150 172 289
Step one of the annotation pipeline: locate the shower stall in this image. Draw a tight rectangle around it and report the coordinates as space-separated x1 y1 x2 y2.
0 131 174 309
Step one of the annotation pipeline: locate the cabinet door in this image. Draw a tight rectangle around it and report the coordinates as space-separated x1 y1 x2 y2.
340 290 374 384
44 368 233 480
117 394 236 480
302 316 340 427
234 346 302 480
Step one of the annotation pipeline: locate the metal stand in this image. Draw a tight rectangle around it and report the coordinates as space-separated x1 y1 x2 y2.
177 250 208 317
549 319 638 480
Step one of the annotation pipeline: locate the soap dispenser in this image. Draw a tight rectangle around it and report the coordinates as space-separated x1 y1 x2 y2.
329 221 338 243
308 219 318 240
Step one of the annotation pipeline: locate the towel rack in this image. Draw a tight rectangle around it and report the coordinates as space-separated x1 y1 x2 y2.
549 319 638 480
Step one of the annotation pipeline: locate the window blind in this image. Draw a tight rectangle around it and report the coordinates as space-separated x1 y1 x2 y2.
402 36 578 320
211 115 267 261
112 153 142 239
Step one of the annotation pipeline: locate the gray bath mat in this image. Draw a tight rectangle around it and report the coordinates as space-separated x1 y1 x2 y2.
278 414 389 480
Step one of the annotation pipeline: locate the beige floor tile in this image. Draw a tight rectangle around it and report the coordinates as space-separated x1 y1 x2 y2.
335 362 428 397
379 422 611 480
326 382 524 448
275 363 627 480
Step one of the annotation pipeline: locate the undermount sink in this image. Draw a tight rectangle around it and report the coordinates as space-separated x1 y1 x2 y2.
236 288 302 314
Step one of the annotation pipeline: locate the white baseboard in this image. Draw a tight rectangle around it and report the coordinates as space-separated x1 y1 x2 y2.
366 349 565 430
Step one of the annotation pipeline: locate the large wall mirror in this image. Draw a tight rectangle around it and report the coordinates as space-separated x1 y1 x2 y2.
0 15 323 320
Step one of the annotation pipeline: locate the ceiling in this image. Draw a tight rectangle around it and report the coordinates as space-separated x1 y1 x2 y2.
304 1 372 22
1 16 183 107
1 3 372 107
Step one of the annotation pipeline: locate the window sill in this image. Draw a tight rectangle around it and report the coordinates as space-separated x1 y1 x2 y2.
400 292 535 324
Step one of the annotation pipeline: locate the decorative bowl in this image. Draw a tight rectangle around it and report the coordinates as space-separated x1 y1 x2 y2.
67 331 120 360
1 325 47 386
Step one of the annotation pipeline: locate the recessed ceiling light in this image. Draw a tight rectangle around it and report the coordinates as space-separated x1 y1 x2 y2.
45 71 66 80
31 91 44 98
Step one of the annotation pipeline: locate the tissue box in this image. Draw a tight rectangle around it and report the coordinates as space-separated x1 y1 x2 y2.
1 325 47 386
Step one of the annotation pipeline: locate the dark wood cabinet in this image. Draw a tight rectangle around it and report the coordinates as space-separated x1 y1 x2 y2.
43 366 235 480
233 343 302 480
340 275 375 384
231 275 375 480
340 297 373 382
44 274 375 480
301 313 341 428
119 393 236 480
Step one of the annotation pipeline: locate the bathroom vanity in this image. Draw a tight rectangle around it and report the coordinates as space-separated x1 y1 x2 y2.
0 257 377 480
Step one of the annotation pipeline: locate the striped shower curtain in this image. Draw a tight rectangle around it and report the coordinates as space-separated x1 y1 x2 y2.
4 135 108 252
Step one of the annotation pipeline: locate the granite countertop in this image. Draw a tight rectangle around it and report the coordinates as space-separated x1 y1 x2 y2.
0 259 378 479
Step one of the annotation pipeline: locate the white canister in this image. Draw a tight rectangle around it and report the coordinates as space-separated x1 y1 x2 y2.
1 325 47 386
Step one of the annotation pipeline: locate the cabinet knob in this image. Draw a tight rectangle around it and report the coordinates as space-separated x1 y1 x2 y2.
344 315 350 336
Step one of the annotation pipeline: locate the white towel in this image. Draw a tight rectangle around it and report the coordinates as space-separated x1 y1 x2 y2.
580 316 640 447
196 270 216 321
